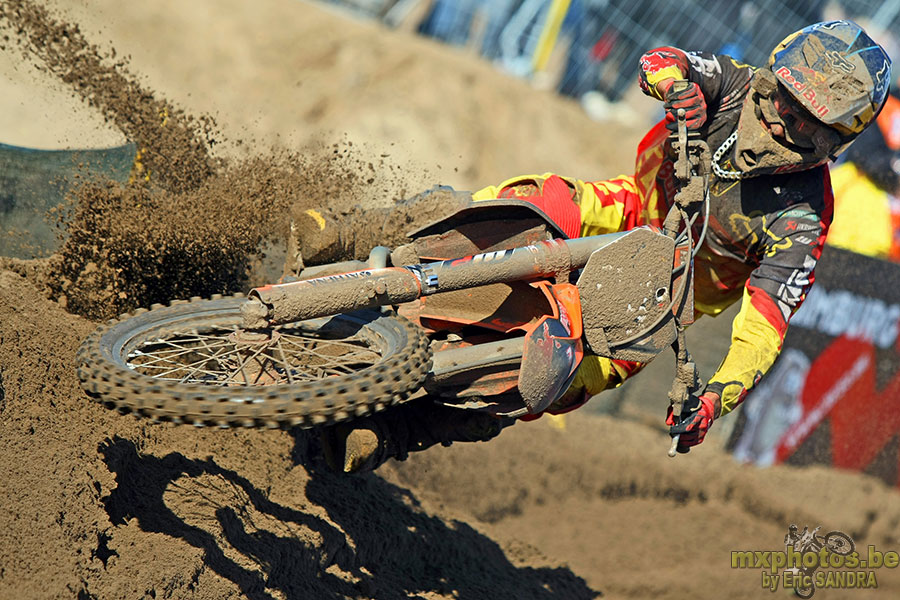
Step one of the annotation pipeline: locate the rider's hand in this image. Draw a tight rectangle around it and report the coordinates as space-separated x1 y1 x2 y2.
666 392 720 452
663 81 707 131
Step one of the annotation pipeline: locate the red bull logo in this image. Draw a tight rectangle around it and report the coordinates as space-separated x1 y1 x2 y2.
640 50 676 74
794 65 826 85
775 66 830 118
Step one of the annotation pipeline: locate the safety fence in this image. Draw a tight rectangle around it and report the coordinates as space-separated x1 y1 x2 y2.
317 0 900 103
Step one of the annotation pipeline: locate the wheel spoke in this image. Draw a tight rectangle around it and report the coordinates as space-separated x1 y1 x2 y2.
281 334 376 354
280 336 380 365
128 322 386 387
128 340 231 369
130 345 202 363
226 343 274 386
274 341 295 385
131 345 246 381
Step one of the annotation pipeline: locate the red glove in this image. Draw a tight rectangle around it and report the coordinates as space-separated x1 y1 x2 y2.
663 81 707 131
666 393 719 452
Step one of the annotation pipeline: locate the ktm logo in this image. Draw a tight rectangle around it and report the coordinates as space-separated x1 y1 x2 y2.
824 50 855 73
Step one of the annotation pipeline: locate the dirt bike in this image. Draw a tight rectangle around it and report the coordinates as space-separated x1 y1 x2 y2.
784 527 856 599
77 100 710 456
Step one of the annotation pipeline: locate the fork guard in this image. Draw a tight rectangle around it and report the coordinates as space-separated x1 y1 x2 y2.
518 282 584 414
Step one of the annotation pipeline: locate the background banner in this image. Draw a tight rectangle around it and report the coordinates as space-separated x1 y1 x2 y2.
729 245 900 485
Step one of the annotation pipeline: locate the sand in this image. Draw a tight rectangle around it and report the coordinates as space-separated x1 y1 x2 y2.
1 1 898 599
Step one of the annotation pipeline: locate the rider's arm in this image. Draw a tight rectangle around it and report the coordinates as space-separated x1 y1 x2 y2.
638 47 752 110
705 173 835 415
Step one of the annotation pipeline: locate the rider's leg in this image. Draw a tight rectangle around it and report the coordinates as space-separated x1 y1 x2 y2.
473 172 648 237
291 169 646 269
529 355 646 417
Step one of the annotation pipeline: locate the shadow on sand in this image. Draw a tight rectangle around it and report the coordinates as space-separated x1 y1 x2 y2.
99 435 600 600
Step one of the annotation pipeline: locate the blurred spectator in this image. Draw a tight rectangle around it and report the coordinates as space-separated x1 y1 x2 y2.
418 0 479 45
477 0 520 60
827 83 900 261
557 0 609 99
879 80 900 151
558 0 670 104
495 0 553 77
416 0 556 78
717 2 759 61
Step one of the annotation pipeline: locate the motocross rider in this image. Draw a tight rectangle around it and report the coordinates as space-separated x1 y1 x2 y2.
320 20 892 473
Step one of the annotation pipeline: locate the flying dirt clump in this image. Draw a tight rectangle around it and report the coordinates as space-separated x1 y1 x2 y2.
45 158 297 319
45 144 415 321
0 0 217 193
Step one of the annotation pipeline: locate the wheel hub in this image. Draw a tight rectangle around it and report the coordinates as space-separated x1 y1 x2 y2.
228 329 281 346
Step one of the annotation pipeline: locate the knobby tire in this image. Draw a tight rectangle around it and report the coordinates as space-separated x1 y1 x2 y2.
76 295 431 428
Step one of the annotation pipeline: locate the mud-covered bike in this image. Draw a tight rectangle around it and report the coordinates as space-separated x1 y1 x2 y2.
77 99 710 456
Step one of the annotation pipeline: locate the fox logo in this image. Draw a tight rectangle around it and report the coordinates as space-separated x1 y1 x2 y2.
824 50 855 74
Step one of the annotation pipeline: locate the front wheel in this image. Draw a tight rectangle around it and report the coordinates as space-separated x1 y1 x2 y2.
76 295 432 428
824 531 855 556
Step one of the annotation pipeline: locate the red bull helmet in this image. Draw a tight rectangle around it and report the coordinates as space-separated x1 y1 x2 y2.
770 20 891 151
734 20 892 176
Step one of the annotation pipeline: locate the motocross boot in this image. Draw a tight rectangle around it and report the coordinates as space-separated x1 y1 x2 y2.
289 187 472 270
320 399 512 474
290 208 343 268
